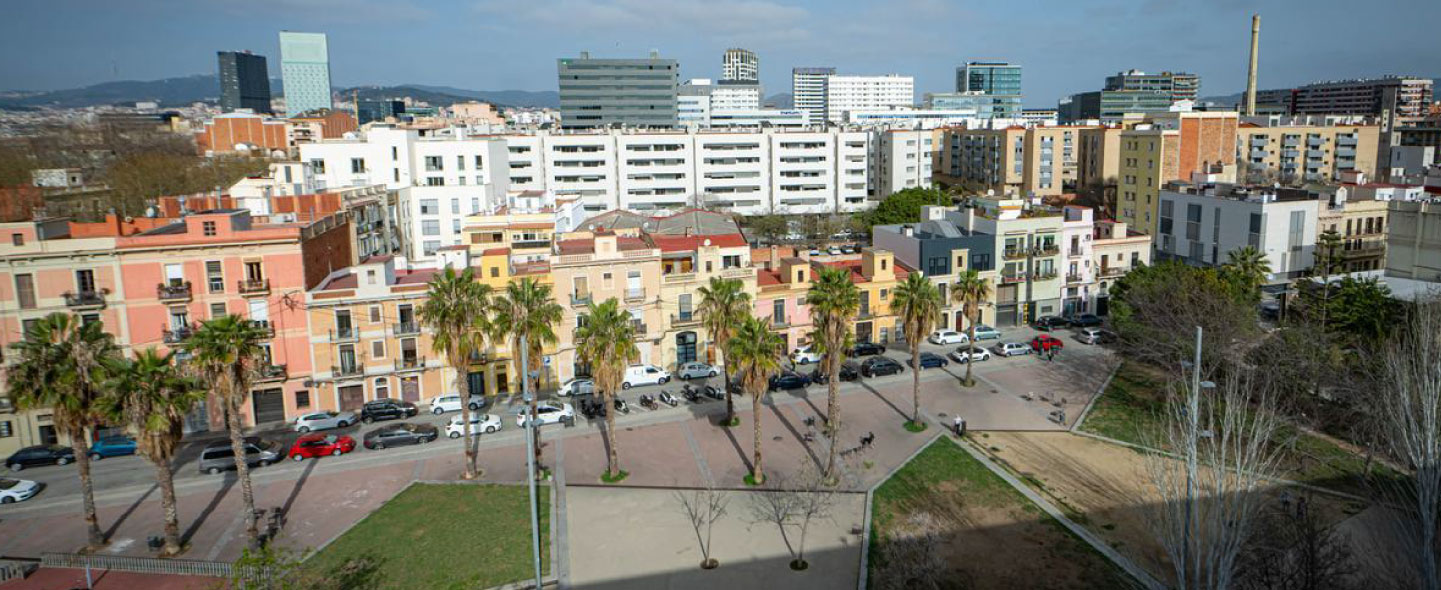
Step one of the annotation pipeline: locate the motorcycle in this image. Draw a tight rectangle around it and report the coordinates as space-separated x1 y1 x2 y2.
638 393 658 410
702 385 725 401
658 391 680 407
580 398 607 420
614 398 631 414
682 384 704 403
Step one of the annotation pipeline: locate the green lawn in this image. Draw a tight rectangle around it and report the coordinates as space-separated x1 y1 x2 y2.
306 483 548 590
869 438 1130 589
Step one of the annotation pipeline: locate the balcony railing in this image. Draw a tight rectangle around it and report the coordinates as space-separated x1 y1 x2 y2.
663 272 698 284
256 364 288 383
393 322 420 336
394 356 426 372
157 282 192 302
1066 273 1085 284
630 321 648 336
1099 267 1127 278
671 313 701 326
1031 270 1059 281
63 290 106 309
1033 245 1060 256
771 317 791 328
162 325 194 344
1000 273 1028 284
248 320 275 337
238 279 270 295
570 294 593 307
625 289 646 302
1002 248 1028 260
331 327 359 342
332 363 364 378
511 240 551 250
858 308 875 319
720 267 752 280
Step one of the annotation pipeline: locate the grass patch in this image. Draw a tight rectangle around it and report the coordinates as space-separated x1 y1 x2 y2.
718 417 741 428
903 420 928 433
307 483 547 589
601 470 629 484
743 473 764 486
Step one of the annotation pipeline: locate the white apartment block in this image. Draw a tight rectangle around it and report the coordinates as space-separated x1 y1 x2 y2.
1157 179 1321 281
792 67 835 126
395 185 489 262
299 126 510 201
713 83 762 112
872 130 935 198
825 75 915 124
1060 206 1096 315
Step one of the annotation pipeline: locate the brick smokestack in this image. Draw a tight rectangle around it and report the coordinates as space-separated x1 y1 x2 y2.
1245 14 1260 117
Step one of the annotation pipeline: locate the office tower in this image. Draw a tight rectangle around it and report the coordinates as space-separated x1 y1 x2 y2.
217 50 272 113
955 61 1022 118
824 74 914 123
557 51 679 129
1103 70 1200 103
792 67 835 125
722 48 758 82
279 31 333 117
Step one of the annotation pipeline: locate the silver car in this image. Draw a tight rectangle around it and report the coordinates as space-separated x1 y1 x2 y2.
293 410 356 433
676 362 718 380
558 378 594 397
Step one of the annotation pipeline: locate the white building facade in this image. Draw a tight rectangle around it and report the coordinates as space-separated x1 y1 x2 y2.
872 130 935 198
1156 182 1321 281
825 74 915 123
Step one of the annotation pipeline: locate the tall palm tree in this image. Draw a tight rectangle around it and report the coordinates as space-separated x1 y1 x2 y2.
806 266 860 478
105 349 204 556
952 270 992 388
7 313 118 549
419 267 494 480
491 277 563 476
726 316 784 485
696 277 752 426
186 314 272 549
575 298 638 481
892 272 941 427
1223 245 1272 299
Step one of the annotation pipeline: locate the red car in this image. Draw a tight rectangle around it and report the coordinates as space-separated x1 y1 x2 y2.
288 434 356 461
1030 334 1065 352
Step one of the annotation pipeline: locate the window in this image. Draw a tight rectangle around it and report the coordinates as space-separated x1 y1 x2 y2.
244 261 263 282
425 177 445 186
451 199 460 214
573 277 589 299
10 233 21 246
420 199 438 215
471 198 480 213
14 274 34 309
456 155 465 170
310 159 325 174
295 390 310 409
1248 213 1263 248
210 302 227 318
422 220 441 236
206 261 224 293
375 378 389 399
490 267 499 278
0 421 11 438
1185 204 1202 241
773 299 785 324
369 306 381 323
424 156 443 171
391 147 398 161
202 221 217 236
423 240 441 255
474 155 483 168
371 340 386 359
75 269 96 294
1288 210 1305 254
350 158 365 173
722 255 741 269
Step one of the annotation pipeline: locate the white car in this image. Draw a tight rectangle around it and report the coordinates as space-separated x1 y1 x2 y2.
949 347 992 363
446 414 503 438
516 401 576 428
621 365 670 389
992 342 1032 357
557 378 594 397
293 410 356 433
928 330 968 345
428 394 488 414
790 345 823 365
970 325 1002 340
676 362 718 380
0 477 40 504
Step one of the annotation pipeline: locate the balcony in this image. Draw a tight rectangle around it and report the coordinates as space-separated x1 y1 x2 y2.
1032 270 1059 281
511 240 551 250
858 308 875 319
1033 245 1060 257
162 325 194 344
1249 149 1268 159
671 313 701 327
1066 273 1085 284
630 321 648 336
1306 150 1326 159
394 356 426 372
1000 273 1028 284
238 279 270 296
771 316 791 328
332 363 364 378
625 288 646 302
720 267 752 280
331 326 359 342
393 322 420 337
1336 148 1355 158
1337 136 1358 147
1099 267 1127 278
1344 242 1386 257
663 272 698 285
63 290 106 309
570 294 593 308
157 282 192 302
249 320 275 338
1002 248 1028 260
255 364 288 383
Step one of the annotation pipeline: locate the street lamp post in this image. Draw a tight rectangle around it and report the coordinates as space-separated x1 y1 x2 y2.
521 336 543 589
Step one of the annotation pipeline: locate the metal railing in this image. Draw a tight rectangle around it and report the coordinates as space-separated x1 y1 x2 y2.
331 327 359 342
1098 267 1127 278
256 364 287 382
1000 273 1028 284
40 553 257 581
248 320 275 337
1033 245 1060 256
570 294 593 307
333 363 364 377
0 559 35 582
630 321 648 336
162 325 194 344
663 272 698 284
671 313 700 326
1002 248 1028 260
157 282 192 301
63 290 105 308
1066 273 1085 284
625 288 646 302
1032 270 1059 281
238 278 270 295
395 356 426 371
393 321 420 336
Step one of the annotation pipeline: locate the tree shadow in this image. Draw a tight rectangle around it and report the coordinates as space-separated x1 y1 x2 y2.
279 459 318 519
859 381 910 423
180 474 235 546
766 401 823 472
719 420 753 474
102 482 158 541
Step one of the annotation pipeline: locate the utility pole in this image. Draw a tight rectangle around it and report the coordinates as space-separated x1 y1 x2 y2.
521 336 543 589
1181 326 1202 589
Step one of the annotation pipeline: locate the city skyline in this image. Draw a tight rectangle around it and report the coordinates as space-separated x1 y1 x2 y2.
3 0 1438 107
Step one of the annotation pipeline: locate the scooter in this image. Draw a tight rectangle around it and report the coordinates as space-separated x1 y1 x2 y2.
580 398 607 420
614 398 631 414
702 385 726 401
682 384 704 403
638 393 658 410
658 391 680 407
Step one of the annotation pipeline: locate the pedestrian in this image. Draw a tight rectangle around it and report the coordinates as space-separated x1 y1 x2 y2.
952 415 965 436
1047 348 1055 362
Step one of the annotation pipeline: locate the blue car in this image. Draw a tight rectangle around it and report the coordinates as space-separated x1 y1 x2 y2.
913 352 949 369
88 436 137 460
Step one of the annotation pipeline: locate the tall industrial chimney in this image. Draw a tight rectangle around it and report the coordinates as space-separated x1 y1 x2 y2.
1244 14 1260 116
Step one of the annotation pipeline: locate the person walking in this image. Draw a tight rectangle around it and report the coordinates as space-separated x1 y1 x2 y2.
952 415 967 436
1047 347 1055 362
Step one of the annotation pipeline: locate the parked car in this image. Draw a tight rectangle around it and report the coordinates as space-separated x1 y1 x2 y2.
362 423 438 450
198 438 280 475
287 434 356 461
427 394 488 414
677 362 718 380
969 325 1002 340
1030 334 1066 352
88 435 137 460
928 330 968 345
913 352 949 369
809 360 861 384
621 365 671 389
768 371 811 391
446 414 504 438
0 478 40 504
949 346 993 363
360 399 418 424
516 401 576 427
827 246 842 255
557 378 594 397
4 445 74 472
850 342 887 357
861 356 905 377
293 410 356 433
790 345 824 365
1034 316 1069 330
1067 314 1103 328
992 342 1032 357
1077 327 1116 345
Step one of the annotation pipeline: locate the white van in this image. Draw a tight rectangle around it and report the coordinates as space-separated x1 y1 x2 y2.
621 365 671 389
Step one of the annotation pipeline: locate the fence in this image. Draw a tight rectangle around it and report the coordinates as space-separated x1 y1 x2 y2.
0 559 37 582
39 552 265 580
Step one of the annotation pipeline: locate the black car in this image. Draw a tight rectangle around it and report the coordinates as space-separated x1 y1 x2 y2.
861 356 905 378
4 445 75 471
850 342 887 357
360 398 419 423
1067 314 1103 328
362 423 439 450
912 352 949 369
1034 316 1069 330
809 360 861 384
768 371 811 391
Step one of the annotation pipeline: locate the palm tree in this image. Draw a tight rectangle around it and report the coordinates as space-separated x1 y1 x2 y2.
186 314 272 549
105 349 204 556
952 270 992 388
806 266 860 478
696 277 752 426
892 272 941 427
1223 245 1272 299
726 316 784 485
7 313 118 549
575 298 638 481
419 267 494 480
491 277 563 477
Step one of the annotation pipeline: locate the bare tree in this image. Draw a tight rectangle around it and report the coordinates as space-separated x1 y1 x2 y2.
673 484 730 569
1144 357 1289 590
1234 493 1357 590
873 511 950 590
747 461 840 571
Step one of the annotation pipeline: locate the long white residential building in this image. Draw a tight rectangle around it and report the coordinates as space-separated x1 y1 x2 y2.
826 74 915 123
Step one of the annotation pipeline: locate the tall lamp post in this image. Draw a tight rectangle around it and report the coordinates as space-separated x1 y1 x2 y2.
520 336 543 589
1179 326 1216 590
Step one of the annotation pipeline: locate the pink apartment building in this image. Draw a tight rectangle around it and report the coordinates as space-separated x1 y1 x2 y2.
754 255 815 353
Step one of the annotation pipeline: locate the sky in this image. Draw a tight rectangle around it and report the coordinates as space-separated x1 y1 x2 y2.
3 0 1438 107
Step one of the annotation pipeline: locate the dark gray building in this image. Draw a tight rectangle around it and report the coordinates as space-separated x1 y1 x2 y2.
217 51 272 113
872 212 997 330
557 51 678 129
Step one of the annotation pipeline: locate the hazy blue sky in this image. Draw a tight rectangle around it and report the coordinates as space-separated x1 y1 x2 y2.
3 0 1437 106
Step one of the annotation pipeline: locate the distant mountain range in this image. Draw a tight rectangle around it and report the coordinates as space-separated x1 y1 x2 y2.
0 75 559 111
764 93 793 109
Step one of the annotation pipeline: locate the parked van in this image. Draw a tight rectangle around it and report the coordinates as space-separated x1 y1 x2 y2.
198 437 281 475
621 365 671 389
